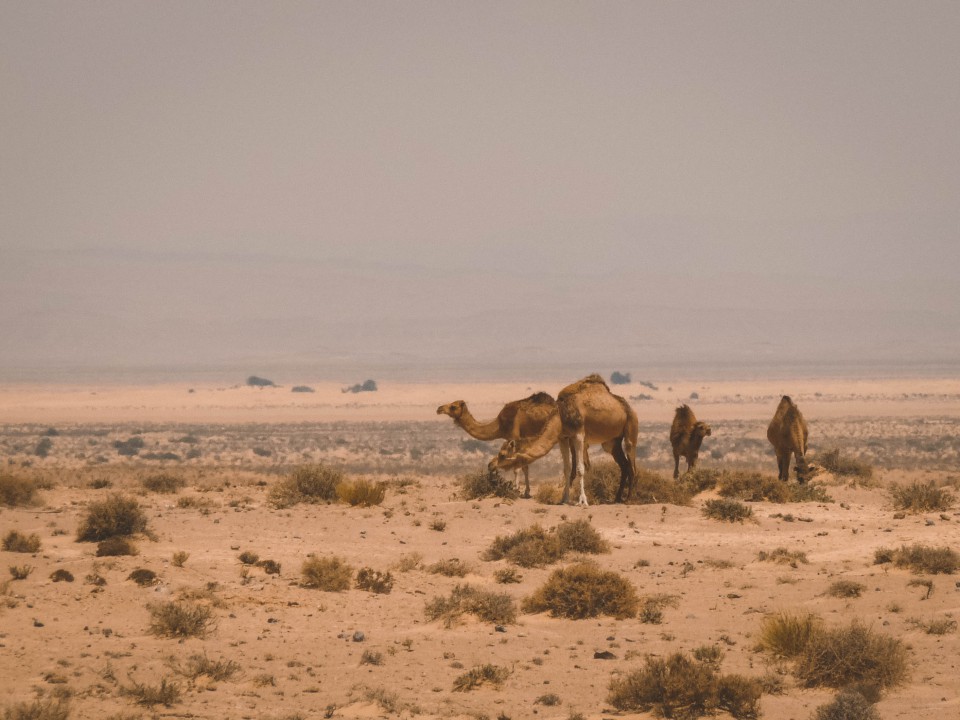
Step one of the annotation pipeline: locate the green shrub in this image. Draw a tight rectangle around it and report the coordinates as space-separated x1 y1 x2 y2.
522 563 638 620
703 498 753 523
301 556 353 591
459 467 518 501
336 478 386 506
0 474 40 507
425 584 517 627
2 530 41 553
874 544 959 574
76 494 148 541
452 664 510 692
889 481 954 513
148 601 214 638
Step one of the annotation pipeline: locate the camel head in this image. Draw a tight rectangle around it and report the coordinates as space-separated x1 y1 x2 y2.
437 400 466 421
693 421 712 439
489 438 529 472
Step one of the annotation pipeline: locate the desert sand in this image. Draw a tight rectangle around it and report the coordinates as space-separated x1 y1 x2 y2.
1 377 959 719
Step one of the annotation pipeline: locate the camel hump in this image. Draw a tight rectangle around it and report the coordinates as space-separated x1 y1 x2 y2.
525 392 555 405
560 374 610 397
674 404 695 423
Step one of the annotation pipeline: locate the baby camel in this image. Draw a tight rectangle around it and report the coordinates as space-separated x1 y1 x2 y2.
669 404 712 479
767 395 810 483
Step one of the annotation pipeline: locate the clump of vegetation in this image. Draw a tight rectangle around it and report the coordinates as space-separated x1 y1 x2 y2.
483 519 609 568
452 664 510 692
459 467 519 501
429 518 447 532
425 584 517 627
427 558 470 577
172 551 189 567
0 699 70 720
343 379 377 393
394 552 423 572
827 580 866 598
716 470 831 503
535 483 563 504
76 494 148 541
2 530 41 553
141 473 185 494
301 556 353 591
148 601 215 638
702 498 753 523
360 649 384 666
97 536 138 556
638 594 680 624
49 569 74 582
522 563 638 620
257 558 281 575
494 567 522 584
889 481 954 513
907 616 957 635
818 448 874 480
238 551 259 565
584 463 688 505
607 651 762 718
356 567 394 594
34 437 53 458
171 653 241 681
246 375 275 387
291 385 315 393
9 565 33 580
535 693 561 706
128 568 158 586
121 676 182 706
812 691 880 720
758 547 809 566
336 478 386 506
874 544 959 574
793 621 909 690
757 612 824 658
268 464 343 508
0 473 40 507
113 436 145 456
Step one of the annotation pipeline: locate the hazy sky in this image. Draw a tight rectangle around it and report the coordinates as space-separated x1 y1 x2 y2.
2 2 959 378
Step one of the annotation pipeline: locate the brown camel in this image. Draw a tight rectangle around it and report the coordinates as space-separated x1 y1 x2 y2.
767 395 810 482
437 393 569 497
490 375 638 507
670 404 712 479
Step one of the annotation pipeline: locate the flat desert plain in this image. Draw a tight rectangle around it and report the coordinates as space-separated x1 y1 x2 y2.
1 377 959 720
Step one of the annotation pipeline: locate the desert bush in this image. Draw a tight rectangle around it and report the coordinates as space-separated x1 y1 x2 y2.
343 379 377 393
2 530 41 553
76 494 147 541
693 644 724 666
907 616 957 635
758 612 823 658
716 470 831 503
703 498 753 523
336 478 386 506
827 580 866 598
34 437 53 458
535 693 561 706
360 649 384 666
238 551 259 565
429 518 447 531
425 584 517 627
427 558 470 577
301 556 353 591
268 464 343 508
356 567 394 594
793 621 908 690
1 699 70 720
874 544 959 574
148 601 215 638
96 536 138 556
291 385 314 393
483 519 608 568
818 448 874 480
812 691 879 720
128 568 158 586
607 651 762 718
638 594 680 624
889 481 954 513
681 468 721 495
172 551 189 567
9 565 32 580
631 467 695 505
452 664 510 692
171 653 241 681
522 563 638 620
535 483 562 504
0 474 40 507
49 569 74 582
494 567 522 584
121 676 181 706
246 375 275 387
257 558 281 574
758 547 809 566
394 552 423 572
459 467 519 501
141 473 185 494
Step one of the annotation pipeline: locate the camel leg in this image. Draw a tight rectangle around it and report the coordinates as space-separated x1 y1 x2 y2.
583 443 591 471
559 438 572 486
776 451 788 481
688 453 698 474
521 464 531 498
560 442 576 505
573 432 588 507
673 451 681 479
794 452 807 484
622 434 637 501
612 438 636 503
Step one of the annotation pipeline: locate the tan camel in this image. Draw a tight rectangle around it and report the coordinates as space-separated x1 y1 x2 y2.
490 375 638 506
670 405 712 478
437 392 569 497
767 395 810 482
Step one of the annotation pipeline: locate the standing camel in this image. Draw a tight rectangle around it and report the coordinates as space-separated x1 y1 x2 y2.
767 395 810 482
670 405 712 478
489 375 637 507
437 393 569 498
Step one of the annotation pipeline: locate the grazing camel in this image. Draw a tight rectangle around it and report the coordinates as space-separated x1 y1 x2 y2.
767 395 810 482
670 405 712 479
437 393 569 497
490 375 638 507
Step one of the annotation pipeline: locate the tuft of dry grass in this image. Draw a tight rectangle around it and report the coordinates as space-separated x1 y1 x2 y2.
172 551 189 567
96 536 138 556
817 448 874 480
128 568 158 586
702 498 753 523
874 544 959 574
336 478 386 506
355 567 394 594
121 677 181 706
493 567 522 584
76 494 147 542
425 584 517 627
812 691 879 720
889 481 954 513
535 483 563 504
459 467 519 501
716 470 831 503
452 664 510 692
0 699 70 720
585 463 692 505
758 547 809 566
638 593 680 624
141 473 185 494
757 611 823 658
522 562 638 620
301 556 353 591
427 558 470 577
0 473 40 508
170 653 241 682
2 530 41 553
827 580 866 598
907 616 957 635
394 552 423 572
483 519 608 568
9 565 33 580
148 601 215 638
267 464 343 508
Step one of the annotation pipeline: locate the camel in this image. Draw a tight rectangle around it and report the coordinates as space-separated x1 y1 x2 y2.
670 404 712 479
437 393 570 498
489 374 638 507
767 395 810 482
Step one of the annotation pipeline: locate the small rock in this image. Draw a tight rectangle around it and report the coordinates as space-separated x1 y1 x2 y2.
33 619 44 627
495 625 506 633
594 651 616 660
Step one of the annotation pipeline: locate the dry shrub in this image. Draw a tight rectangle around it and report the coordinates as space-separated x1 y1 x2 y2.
639 593 680 624
889 481 954 513
680 468 722 495
268 464 342 508
427 558 470 577
827 580 866 598
874 544 959 574
148 601 215 638
171 653 241 681
76 494 147 542
607 651 762 719
535 483 563 504
702 498 753 523
556 519 609 553
128 568 158 586
356 567 394 594
301 556 353 591
459 467 518 501
0 473 40 507
141 473 185 494
758 612 823 658
716 470 831 503
256 558 281 575
522 563 638 620
494 567 522 584
360 649 384 666
394 552 423 572
9 565 32 580
907 616 957 635
96 536 138 556
121 676 181 706
1 699 70 720
812 691 879 720
793 621 908 690
425 584 517 627
49 569 74 583
172 551 189 567
452 664 510 692
483 520 607 568
237 551 259 565
818 448 874 480
758 547 809 566
631 467 694 505
2 530 41 553
336 478 386 506
693 644 724 666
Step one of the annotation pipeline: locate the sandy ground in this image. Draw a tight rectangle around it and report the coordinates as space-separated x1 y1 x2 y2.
1 378 959 719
